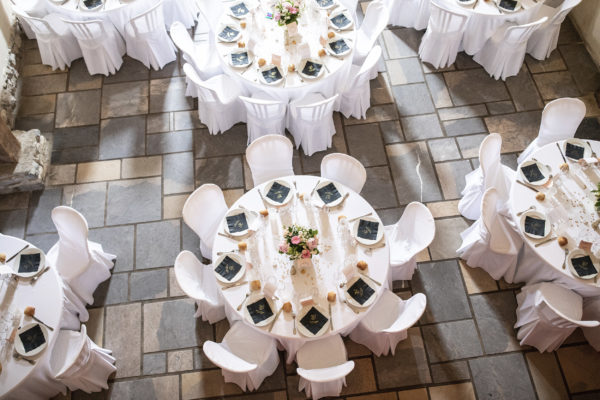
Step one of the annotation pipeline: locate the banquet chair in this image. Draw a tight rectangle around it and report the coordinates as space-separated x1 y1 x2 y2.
287 93 338 156
517 97 586 164
197 0 226 33
353 0 389 66
12 8 81 71
183 63 246 134
349 290 426 356
174 251 226 324
458 133 515 220
457 188 522 283
163 0 199 29
527 0 582 60
582 296 600 351
320 153 367 194
384 202 435 283
246 134 295 186
182 184 228 259
296 334 355 400
514 282 600 352
203 321 280 391
384 0 430 30
473 17 548 80
239 96 287 145
418 0 469 69
62 18 125 76
49 206 115 308
124 1 177 70
339 45 382 120
50 324 116 394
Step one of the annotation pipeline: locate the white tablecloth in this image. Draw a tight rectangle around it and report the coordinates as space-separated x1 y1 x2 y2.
212 176 390 359
0 235 65 400
214 0 355 103
509 140 600 297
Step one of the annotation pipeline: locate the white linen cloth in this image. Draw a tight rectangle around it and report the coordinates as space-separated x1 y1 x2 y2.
339 45 382 120
385 0 430 30
213 175 390 364
245 134 295 186
527 0 582 60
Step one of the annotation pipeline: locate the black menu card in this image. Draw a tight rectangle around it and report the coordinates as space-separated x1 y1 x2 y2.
262 67 283 83
317 183 341 204
215 256 242 281
18 253 40 274
571 255 598 277
347 278 375 305
357 219 379 241
266 181 291 203
246 298 274 324
19 324 45 353
329 39 350 54
524 215 546 237
227 213 248 233
521 163 545 183
300 306 328 335
565 142 585 160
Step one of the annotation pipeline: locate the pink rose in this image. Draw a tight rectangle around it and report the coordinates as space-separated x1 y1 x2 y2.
291 236 301 245
274 12 281 21
290 7 298 13
307 238 317 250
279 243 289 253
301 249 311 258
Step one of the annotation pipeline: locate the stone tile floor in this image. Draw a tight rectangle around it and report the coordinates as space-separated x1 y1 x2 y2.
3 3 600 399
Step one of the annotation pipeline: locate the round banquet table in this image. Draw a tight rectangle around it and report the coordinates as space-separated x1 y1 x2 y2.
0 234 65 400
214 0 355 103
509 140 600 297
212 175 390 363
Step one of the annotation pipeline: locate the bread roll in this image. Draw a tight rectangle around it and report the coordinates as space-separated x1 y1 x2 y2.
318 48 326 57
250 280 261 291
535 192 545 201
24 306 35 317
357 260 368 270
237 41 245 48
282 302 292 313
557 236 568 247
327 31 335 39
258 58 266 67
0 253 5 263
238 242 247 251
327 291 336 302
259 209 269 217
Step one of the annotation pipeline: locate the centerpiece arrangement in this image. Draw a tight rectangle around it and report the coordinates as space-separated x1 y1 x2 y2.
594 183 600 212
274 0 302 26
279 224 319 270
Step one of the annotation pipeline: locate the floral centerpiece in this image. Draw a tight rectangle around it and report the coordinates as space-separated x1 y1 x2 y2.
274 0 302 26
594 182 600 212
279 224 319 261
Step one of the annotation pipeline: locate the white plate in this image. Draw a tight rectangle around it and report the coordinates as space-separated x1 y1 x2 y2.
217 24 241 42
244 293 276 327
213 252 246 283
262 179 294 206
296 304 330 337
258 64 284 85
519 160 551 186
312 180 346 207
520 210 551 240
314 0 337 10
228 1 251 18
352 215 384 246
456 0 476 6
563 138 592 161
328 10 353 30
298 58 325 80
326 37 352 57
496 0 521 13
224 208 257 237
345 275 377 308
228 49 253 68
79 0 104 11
14 323 49 358
10 248 45 279
567 249 599 280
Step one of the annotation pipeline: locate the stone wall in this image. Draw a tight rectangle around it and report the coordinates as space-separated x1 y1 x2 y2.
0 16 22 128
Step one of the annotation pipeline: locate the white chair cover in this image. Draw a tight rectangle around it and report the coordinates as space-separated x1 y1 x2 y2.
349 291 426 356
162 0 199 29
12 9 81 71
418 0 469 69
517 98 586 164
457 188 522 283
246 134 295 186
239 95 287 145
183 63 246 134
473 17 548 80
384 202 435 283
62 18 125 76
527 0 581 60
458 133 516 220
287 93 338 156
125 1 176 70
339 45 382 120
182 184 228 259
203 321 280 391
296 334 355 400
582 296 600 351
174 251 226 324
48 206 115 307
353 0 389 66
385 0 430 30
197 0 225 33
515 283 600 352
50 325 116 394
320 153 367 193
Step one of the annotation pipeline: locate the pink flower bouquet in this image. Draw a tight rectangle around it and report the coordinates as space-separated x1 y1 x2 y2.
274 0 302 26
279 224 319 260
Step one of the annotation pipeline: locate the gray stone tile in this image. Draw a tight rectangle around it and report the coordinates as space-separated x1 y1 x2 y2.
52 125 99 150
147 113 170 134
386 58 424 85
525 52 567 74
51 146 99 164
174 110 204 130
93 273 128 306
195 156 244 189
182 221 202 260
101 81 149 119
470 353 536 400
370 74 394 105
105 303 141 378
557 345 600 393
55 90 101 128
428 138 461 162
425 73 453 108
27 188 62 234
401 114 444 140
143 353 166 375
456 133 487 159
471 292 521 354
557 16 580 45
24 233 58 253
486 100 516 115
422 320 483 362
193 347 216 370
23 48 42 64
379 120 404 144
361 167 398 209
0 192 30 212
431 361 471 384
559 43 600 95
106 178 162 225
111 375 179 400
147 131 194 155
89 225 135 272
532 71 581 100
136 220 180 269
435 160 473 199
412 260 472 323
372 327 432 389
345 123 388 167
168 349 194 372
344 104 399 125
455 52 480 70
484 111 542 153
104 56 150 84
575 117 600 140
15 113 55 132
386 142 442 204
149 77 193 113
130 269 168 300
163 152 194 195
382 28 423 59
99 115 146 160
438 104 488 121
376 207 404 226
391 83 436 116
505 66 544 111
22 74 67 96
0 210 27 238
63 182 107 228
150 56 181 79
143 298 213 352
443 117 487 136
444 70 510 105
194 125 247 157
68 59 102 91
428 217 469 260
18 94 56 116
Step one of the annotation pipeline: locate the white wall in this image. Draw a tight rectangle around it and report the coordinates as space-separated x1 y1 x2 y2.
570 0 600 66
0 0 15 82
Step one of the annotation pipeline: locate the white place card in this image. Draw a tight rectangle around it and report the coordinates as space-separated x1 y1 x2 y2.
298 42 311 59
271 53 282 66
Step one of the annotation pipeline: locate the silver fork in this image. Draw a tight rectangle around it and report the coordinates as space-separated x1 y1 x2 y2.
31 266 50 284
